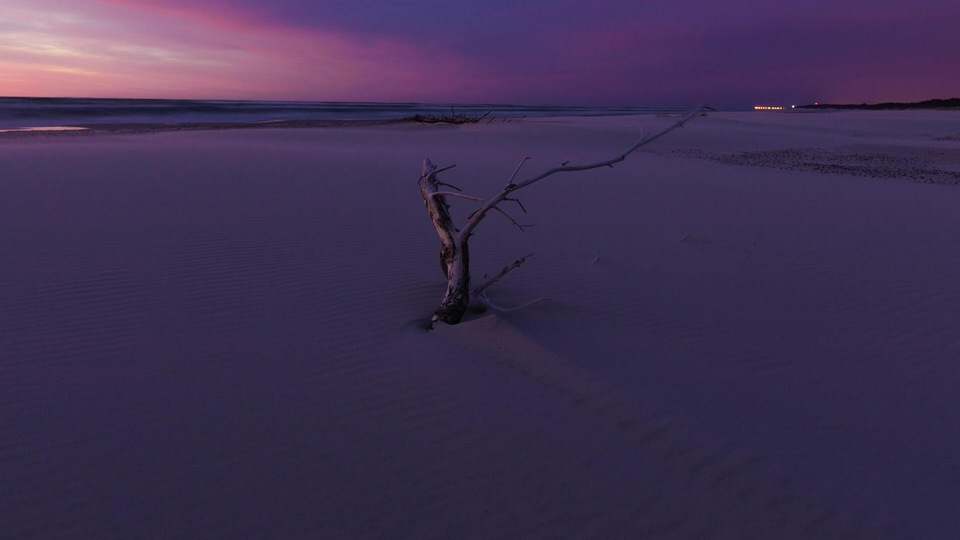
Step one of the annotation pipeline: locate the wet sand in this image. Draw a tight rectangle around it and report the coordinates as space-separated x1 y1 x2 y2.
2 110 959 538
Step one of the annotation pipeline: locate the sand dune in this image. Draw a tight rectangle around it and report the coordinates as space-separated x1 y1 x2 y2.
2 111 959 538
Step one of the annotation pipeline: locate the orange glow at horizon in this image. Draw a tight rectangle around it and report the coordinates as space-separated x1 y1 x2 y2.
0 0 487 101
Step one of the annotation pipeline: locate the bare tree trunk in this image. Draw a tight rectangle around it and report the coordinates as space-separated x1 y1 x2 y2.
419 160 471 325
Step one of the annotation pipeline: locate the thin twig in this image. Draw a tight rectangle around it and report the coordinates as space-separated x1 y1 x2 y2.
742 234 763 264
507 157 532 187
472 253 534 296
421 163 457 180
492 207 529 231
431 192 485 202
504 197 527 213
437 181 463 191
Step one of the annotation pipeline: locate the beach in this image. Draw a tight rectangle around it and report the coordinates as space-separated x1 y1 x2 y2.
2 110 959 538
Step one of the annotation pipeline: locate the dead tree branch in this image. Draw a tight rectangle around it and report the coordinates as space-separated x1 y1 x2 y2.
419 106 706 326
459 107 705 242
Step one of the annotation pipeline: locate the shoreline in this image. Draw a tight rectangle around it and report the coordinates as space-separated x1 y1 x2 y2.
0 96 719 134
0 117 409 138
2 107 957 140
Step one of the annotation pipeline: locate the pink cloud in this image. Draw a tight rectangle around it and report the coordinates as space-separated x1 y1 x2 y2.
1 0 493 101
2 0 957 105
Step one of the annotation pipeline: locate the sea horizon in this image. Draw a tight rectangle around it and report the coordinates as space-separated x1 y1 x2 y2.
0 96 742 130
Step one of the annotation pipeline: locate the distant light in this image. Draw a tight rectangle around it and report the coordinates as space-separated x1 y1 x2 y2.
753 105 784 111
791 105 796 109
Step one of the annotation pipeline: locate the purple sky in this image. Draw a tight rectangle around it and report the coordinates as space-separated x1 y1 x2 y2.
2 0 957 106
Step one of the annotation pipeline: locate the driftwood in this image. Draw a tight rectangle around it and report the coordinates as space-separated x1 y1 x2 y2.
411 108 492 124
419 108 705 327
419 160 472 324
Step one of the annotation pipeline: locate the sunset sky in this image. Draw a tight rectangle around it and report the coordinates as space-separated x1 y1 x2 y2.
1 0 957 107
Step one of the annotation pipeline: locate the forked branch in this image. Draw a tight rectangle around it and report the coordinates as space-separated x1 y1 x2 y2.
419 106 706 326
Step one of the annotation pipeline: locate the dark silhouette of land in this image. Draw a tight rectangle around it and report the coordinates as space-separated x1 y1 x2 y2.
800 97 960 110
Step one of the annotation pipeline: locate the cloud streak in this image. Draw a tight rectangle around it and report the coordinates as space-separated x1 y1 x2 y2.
2 0 957 105
1 0 491 101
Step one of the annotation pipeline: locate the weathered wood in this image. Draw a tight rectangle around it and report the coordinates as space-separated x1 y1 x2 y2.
419 159 471 326
419 107 706 327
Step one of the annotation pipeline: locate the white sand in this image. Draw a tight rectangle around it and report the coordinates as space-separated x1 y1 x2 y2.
2 111 959 538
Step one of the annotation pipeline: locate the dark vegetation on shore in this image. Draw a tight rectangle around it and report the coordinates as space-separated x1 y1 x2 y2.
799 97 960 110
0 111 517 139
409 108 491 124
406 109 525 124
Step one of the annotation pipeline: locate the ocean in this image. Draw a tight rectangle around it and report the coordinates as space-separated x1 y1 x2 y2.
0 97 718 130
